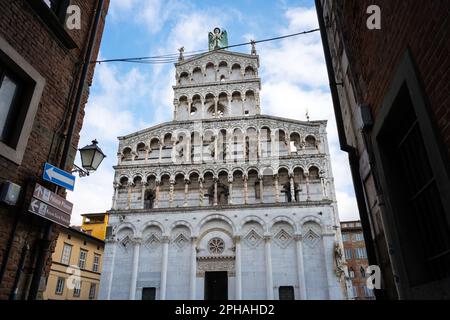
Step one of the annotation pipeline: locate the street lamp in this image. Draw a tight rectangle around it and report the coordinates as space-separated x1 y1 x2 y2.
73 139 106 177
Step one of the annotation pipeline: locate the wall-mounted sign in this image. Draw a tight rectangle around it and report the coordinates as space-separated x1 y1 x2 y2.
28 183 73 227
43 163 76 191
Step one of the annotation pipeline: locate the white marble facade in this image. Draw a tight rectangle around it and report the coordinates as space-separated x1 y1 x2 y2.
99 41 350 300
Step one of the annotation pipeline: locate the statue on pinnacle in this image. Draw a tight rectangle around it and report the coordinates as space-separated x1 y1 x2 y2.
208 27 228 51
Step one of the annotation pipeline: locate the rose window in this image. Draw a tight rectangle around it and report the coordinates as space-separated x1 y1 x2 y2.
208 237 225 254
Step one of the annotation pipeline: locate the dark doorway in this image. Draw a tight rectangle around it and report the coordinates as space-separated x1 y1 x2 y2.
204 271 228 300
279 286 295 300
142 287 156 300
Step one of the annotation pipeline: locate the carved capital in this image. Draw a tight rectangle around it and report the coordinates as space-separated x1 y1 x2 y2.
294 234 303 241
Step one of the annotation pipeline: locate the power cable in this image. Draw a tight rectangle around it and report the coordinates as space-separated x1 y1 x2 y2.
90 28 320 64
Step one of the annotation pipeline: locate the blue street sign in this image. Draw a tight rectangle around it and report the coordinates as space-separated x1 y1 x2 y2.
42 163 76 191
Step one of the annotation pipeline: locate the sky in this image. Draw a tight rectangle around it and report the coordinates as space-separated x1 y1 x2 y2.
67 0 360 225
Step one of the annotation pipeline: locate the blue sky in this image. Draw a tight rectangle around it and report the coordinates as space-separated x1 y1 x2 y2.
67 0 359 224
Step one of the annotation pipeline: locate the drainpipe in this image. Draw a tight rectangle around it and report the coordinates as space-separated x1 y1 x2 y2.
9 243 29 300
27 0 105 300
315 0 384 300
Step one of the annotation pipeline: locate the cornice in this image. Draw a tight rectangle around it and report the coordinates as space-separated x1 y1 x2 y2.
107 199 334 216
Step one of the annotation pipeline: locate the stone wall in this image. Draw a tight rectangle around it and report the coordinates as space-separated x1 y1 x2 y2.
0 0 109 299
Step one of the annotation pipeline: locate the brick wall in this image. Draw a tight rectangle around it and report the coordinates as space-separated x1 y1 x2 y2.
341 222 372 300
0 0 109 299
320 0 449 299
339 0 449 159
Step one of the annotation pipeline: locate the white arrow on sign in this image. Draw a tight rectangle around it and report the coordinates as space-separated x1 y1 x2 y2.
35 185 44 198
46 167 75 187
30 199 39 212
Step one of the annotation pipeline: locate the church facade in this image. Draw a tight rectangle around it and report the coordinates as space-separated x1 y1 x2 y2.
99 31 350 300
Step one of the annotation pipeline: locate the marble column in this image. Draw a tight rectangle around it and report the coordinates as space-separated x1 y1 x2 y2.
104 239 117 299
171 140 177 163
295 234 307 300
154 181 160 208
144 148 149 163
321 175 328 198
270 132 276 158
287 137 292 156
141 183 146 209
289 176 295 203
227 135 233 163
127 185 132 209
274 175 280 203
228 179 233 204
160 236 170 300
199 178 204 206
189 237 197 299
259 177 264 203
213 178 218 206
243 175 248 204
184 180 189 207
112 183 119 210
173 101 178 120
305 173 310 201
169 180 175 208
322 234 335 299
214 134 218 161
235 236 242 300
129 238 141 300
186 136 191 162
242 135 247 162
158 143 163 163
264 235 274 299
214 98 218 118
257 131 262 160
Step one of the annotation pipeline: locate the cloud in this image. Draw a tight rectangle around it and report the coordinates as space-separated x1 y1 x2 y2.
82 63 149 141
336 191 360 222
67 60 151 225
67 159 115 226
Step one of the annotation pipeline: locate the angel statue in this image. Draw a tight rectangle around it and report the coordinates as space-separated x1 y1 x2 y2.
209 27 228 51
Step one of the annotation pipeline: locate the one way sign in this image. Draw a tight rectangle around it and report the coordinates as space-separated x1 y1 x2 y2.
43 163 76 191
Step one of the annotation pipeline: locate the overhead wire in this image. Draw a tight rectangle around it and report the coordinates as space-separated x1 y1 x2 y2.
90 28 320 65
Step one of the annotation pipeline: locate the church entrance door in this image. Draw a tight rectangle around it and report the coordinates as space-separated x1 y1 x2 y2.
204 271 228 300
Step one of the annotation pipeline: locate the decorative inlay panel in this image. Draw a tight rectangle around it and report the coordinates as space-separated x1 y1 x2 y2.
144 233 160 251
173 233 189 249
304 229 320 248
273 228 293 248
243 229 262 247
119 235 131 252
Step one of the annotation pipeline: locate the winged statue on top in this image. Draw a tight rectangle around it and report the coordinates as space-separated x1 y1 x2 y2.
208 27 228 51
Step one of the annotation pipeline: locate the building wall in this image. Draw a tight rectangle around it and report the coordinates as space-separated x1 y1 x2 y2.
81 213 109 240
99 204 347 300
43 228 104 300
318 0 450 299
0 0 109 299
341 221 373 300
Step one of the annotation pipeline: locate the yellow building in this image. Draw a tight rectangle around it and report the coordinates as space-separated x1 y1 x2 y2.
43 226 104 300
81 213 108 240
